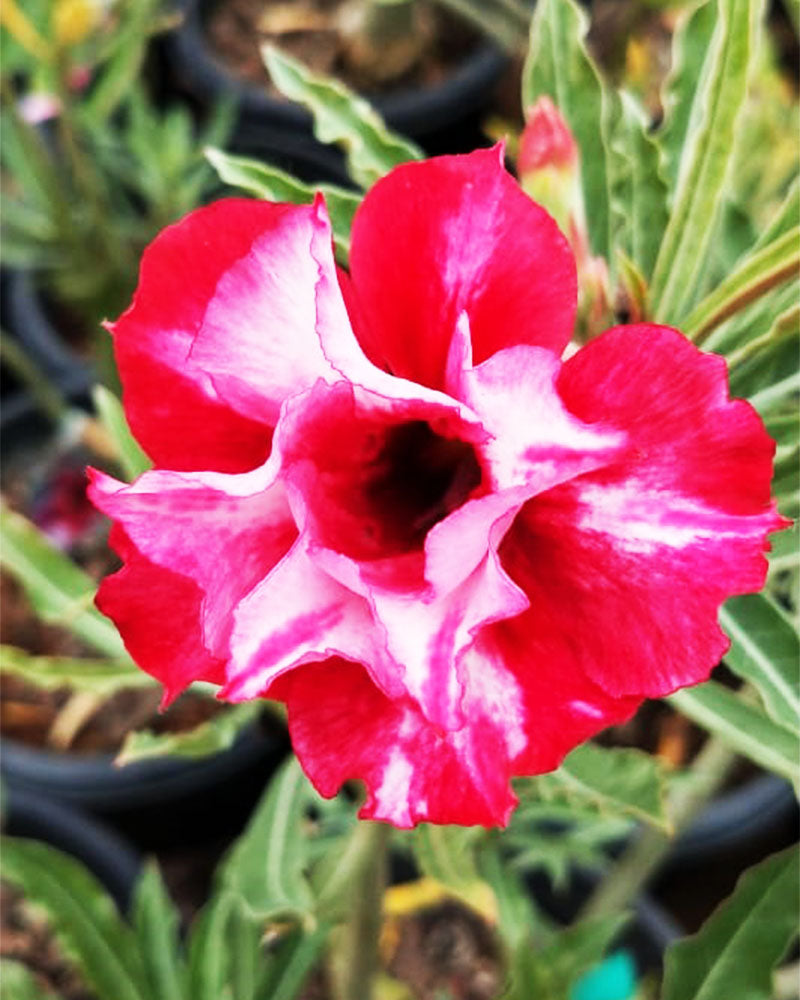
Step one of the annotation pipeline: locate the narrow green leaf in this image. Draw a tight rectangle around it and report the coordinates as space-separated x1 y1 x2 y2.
131 862 185 1000
262 46 422 189
116 702 263 765
218 757 315 921
255 924 330 1000
663 847 799 1000
668 682 799 791
683 226 800 343
185 892 236 1000
720 594 800 732
0 644 153 696
0 838 149 1000
522 0 612 259
0 959 59 999
725 303 799 374
656 0 716 192
0 503 128 659
205 146 361 258
748 369 800 415
92 386 151 482
651 0 764 323
544 743 671 831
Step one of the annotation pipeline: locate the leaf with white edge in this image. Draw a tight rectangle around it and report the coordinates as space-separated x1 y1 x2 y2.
669 682 799 792
262 45 422 189
91 386 151 482
663 847 799 1000
0 838 149 1000
656 0 716 192
727 304 799 409
650 0 764 324
541 743 671 831
0 645 155 695
683 226 800 344
607 90 669 283
185 892 235 1000
116 701 263 765
205 147 361 258
0 504 128 659
522 0 612 260
721 594 800 731
131 862 184 1000
218 756 314 921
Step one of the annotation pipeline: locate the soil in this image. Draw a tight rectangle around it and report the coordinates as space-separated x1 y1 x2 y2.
205 0 480 96
0 882 96 1000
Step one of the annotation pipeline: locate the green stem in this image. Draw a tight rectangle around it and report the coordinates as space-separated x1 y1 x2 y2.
331 820 390 1000
433 0 525 50
579 736 737 920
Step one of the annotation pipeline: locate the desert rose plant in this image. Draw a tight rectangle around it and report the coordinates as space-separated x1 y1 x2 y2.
1 0 798 997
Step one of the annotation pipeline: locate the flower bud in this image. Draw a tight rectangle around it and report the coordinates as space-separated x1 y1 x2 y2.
517 97 580 237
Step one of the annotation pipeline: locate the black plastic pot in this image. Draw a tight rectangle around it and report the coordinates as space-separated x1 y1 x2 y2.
1 716 289 850
163 0 507 159
1 270 93 430
3 786 142 913
667 773 797 869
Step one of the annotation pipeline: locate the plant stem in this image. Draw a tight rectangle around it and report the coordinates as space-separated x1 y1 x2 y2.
579 736 737 920
331 819 391 1000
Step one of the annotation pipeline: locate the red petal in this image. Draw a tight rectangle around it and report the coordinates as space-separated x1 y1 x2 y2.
347 147 577 393
500 325 787 699
111 198 349 472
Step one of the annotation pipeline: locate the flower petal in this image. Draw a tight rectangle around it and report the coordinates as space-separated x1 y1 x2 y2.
110 198 350 472
89 466 297 680
347 147 577 393
499 325 787 699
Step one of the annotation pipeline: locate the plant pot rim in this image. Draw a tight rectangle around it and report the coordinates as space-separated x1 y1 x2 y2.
3 786 142 913
166 0 508 138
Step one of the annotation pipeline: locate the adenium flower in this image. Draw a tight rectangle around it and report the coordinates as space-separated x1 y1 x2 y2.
89 147 786 828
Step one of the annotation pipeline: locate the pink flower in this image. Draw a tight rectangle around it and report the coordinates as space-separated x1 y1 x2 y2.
89 148 786 828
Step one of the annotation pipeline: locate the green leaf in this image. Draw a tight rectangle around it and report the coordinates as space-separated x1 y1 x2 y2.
656 0 716 192
522 0 612 260
1 838 149 1000
0 959 58 999
255 924 330 1000
91 386 151 482
650 0 764 323
524 914 631 1000
410 824 482 893
205 147 361 258
683 226 800 344
131 862 185 1000
218 756 315 921
184 892 236 1000
607 91 670 282
668 681 799 791
720 593 800 732
0 644 153 696
262 45 422 189
0 503 128 659
116 702 263 765
538 743 671 831
662 847 799 1000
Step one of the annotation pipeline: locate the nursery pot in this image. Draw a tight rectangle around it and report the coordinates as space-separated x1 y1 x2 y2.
3 786 141 913
0 718 289 850
163 0 507 158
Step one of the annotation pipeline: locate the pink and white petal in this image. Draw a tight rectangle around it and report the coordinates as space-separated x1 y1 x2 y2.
271 658 520 828
97 526 225 706
346 147 577 394
496 325 788 699
88 466 296 656
111 199 348 471
460 341 626 491
222 542 400 704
